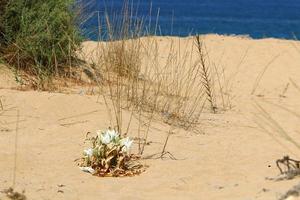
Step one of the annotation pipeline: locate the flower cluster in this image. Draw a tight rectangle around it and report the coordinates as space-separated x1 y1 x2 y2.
96 129 133 152
79 128 142 177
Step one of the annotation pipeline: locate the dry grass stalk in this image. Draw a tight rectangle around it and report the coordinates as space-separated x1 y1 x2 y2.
159 130 177 160
195 35 217 113
251 54 280 95
290 78 300 93
254 101 300 150
0 97 3 110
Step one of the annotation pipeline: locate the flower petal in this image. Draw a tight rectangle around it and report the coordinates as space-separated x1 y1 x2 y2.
106 128 119 140
83 148 93 157
100 132 111 144
121 137 133 152
79 167 95 174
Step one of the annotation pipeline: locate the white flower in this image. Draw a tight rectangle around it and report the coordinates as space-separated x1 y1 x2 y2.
100 132 111 144
120 137 133 152
83 148 93 157
95 128 120 145
106 128 119 140
79 166 95 174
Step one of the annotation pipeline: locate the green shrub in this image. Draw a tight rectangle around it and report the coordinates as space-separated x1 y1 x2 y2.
1 0 82 85
0 0 9 46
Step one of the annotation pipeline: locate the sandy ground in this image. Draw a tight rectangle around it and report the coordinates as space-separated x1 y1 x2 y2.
1 35 300 200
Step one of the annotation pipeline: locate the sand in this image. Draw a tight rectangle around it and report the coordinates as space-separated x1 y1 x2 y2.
1 35 300 200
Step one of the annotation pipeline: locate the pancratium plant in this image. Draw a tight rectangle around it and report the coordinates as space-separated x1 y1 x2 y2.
79 127 144 177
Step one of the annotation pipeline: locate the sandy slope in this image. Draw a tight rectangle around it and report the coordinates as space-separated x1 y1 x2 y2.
1 35 300 200
0 64 18 89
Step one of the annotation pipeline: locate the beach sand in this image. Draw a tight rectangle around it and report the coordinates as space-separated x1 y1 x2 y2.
1 35 300 200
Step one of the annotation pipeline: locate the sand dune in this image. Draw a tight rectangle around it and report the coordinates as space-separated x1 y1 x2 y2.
1 35 300 200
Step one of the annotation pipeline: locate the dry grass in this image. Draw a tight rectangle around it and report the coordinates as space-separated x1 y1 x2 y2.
0 97 3 111
251 54 280 95
195 35 217 113
254 101 300 151
290 78 300 93
253 81 300 199
78 1 231 156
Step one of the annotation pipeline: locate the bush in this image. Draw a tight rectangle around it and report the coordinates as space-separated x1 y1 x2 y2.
0 0 82 85
0 0 9 46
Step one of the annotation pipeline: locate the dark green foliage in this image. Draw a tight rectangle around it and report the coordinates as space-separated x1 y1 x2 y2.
0 0 9 45
0 0 82 84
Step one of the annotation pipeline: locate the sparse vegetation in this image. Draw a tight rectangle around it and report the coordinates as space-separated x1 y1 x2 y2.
1 0 300 199
78 0 232 159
